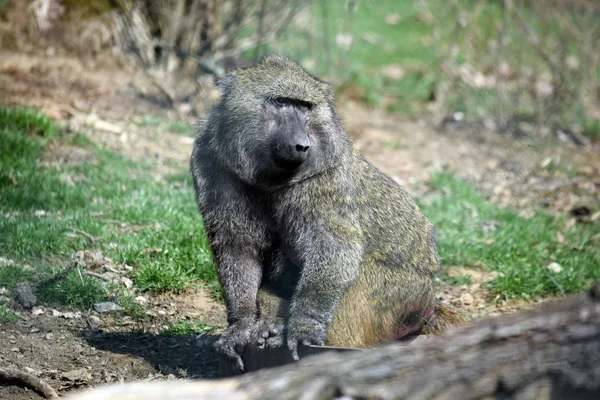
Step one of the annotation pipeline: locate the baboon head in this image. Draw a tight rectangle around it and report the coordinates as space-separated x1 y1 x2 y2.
206 55 351 188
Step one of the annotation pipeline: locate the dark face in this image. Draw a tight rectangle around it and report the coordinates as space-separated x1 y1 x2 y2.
212 72 349 188
263 97 314 171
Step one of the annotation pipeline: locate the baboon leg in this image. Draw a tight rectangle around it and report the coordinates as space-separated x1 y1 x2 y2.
253 287 289 349
327 262 435 348
256 287 289 318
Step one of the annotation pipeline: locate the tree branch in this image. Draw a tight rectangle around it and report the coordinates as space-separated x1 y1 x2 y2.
69 282 600 400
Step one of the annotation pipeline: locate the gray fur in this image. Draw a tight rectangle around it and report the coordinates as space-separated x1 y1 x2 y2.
190 55 442 372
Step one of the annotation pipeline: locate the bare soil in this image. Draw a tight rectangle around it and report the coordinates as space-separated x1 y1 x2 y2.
1 51 598 399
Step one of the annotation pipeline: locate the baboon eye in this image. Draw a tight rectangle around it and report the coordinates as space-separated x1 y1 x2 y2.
272 97 286 108
271 97 314 111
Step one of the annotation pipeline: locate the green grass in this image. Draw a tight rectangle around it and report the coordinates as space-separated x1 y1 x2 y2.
167 121 195 136
257 0 440 108
0 304 20 324
160 320 215 336
582 119 600 141
261 0 599 135
1 105 597 317
0 106 217 312
420 173 600 299
36 267 108 309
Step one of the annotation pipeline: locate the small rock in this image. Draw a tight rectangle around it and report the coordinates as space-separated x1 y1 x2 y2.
23 367 39 375
0 287 8 295
134 296 148 304
13 282 36 309
121 277 133 289
10 347 20 352
61 368 92 382
546 262 563 274
93 302 122 313
459 292 474 305
31 308 44 316
335 33 353 50
52 309 62 317
45 332 54 340
0 258 15 266
385 13 401 25
61 311 81 319
89 315 103 326
30 327 40 333
380 64 405 81
565 55 579 71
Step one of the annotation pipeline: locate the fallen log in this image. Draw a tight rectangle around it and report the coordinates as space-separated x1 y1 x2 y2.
69 282 600 400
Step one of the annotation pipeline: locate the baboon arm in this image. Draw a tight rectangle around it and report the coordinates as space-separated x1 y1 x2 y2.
214 248 262 324
289 228 363 329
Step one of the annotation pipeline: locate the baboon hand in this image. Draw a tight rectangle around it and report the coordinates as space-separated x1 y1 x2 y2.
253 318 285 350
214 318 255 373
287 316 327 361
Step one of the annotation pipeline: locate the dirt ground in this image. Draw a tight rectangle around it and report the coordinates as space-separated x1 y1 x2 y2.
1 51 599 399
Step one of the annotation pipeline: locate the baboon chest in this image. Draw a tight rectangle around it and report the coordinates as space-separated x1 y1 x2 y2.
243 195 303 295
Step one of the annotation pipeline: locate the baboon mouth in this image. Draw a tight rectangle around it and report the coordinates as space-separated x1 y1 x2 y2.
272 154 305 171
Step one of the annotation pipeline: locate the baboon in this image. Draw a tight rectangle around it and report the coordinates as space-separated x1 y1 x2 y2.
190 55 461 373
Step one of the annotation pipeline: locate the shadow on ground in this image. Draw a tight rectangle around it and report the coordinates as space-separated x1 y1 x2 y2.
80 330 222 380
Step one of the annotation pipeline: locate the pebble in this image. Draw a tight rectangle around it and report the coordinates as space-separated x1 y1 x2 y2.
13 282 36 309
546 262 563 273
93 302 122 313
459 292 474 305
61 368 92 382
89 315 103 326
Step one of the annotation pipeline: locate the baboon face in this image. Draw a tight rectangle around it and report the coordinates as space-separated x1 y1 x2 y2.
212 55 348 187
263 96 313 171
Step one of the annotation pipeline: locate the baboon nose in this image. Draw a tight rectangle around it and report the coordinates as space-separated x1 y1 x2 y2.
294 135 311 153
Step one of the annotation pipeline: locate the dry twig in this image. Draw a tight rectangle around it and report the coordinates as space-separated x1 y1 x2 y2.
0 367 59 399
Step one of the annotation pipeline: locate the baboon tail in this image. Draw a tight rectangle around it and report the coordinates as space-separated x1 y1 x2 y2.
420 302 465 335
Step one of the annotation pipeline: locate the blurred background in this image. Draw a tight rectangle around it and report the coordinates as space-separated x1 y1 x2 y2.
1 0 599 134
0 1 599 395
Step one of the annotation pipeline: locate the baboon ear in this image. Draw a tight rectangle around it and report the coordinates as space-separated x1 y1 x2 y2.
218 74 235 94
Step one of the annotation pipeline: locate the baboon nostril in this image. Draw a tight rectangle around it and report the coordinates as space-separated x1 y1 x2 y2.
295 144 310 152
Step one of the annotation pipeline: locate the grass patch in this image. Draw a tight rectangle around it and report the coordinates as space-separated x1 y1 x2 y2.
116 293 151 322
0 264 38 289
36 267 108 309
263 0 598 131
0 304 20 324
2 105 597 311
0 106 217 312
420 173 600 299
167 121 195 136
160 319 215 336
582 119 600 141
263 0 440 106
